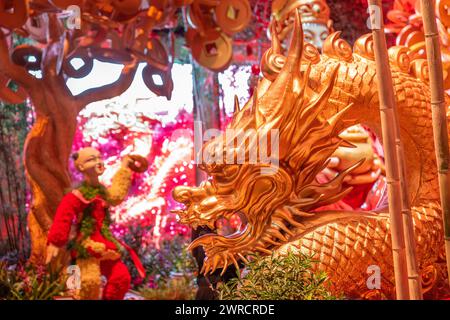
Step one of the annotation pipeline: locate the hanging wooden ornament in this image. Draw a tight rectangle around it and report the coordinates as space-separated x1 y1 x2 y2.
138 28 174 99
122 21 139 49
142 64 174 100
90 30 134 64
148 37 170 66
214 0 252 35
131 36 170 70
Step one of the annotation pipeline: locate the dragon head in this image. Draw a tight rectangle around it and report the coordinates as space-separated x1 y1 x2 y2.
172 11 360 275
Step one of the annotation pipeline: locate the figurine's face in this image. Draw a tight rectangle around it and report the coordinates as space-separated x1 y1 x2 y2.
75 147 105 177
302 22 329 49
275 19 330 51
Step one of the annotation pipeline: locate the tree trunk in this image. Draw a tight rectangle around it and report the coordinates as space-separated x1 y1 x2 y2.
24 84 78 264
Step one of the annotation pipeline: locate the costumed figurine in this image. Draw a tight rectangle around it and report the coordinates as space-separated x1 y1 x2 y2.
45 147 147 300
271 0 334 50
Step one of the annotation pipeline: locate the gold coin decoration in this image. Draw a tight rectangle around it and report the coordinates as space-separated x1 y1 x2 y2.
186 0 252 71
215 0 252 35
190 29 233 72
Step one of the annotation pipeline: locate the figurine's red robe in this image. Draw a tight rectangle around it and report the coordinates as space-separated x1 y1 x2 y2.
47 186 144 300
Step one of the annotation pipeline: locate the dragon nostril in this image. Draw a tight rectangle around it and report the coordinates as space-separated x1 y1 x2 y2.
172 186 189 203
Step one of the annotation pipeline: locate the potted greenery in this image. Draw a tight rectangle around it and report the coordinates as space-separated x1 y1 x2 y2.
217 251 341 300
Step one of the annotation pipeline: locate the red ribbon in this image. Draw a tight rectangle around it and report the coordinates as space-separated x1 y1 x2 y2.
118 240 146 279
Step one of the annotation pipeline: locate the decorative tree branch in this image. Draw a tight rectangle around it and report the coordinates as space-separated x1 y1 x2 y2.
74 58 139 111
41 42 73 101
0 28 38 90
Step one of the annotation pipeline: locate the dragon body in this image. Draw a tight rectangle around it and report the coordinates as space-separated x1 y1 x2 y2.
173 12 447 299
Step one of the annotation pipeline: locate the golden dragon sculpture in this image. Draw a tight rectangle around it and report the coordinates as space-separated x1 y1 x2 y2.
173 11 448 299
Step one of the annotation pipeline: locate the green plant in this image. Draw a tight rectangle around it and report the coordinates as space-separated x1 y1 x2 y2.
123 234 197 290
124 235 198 299
0 34 33 261
146 236 197 282
217 251 340 300
0 262 66 300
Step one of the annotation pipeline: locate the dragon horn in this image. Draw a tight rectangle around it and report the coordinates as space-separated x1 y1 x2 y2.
285 10 303 73
269 9 303 95
270 21 283 55
257 10 304 125
233 95 240 115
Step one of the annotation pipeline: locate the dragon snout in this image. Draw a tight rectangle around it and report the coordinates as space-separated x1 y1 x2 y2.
172 186 192 204
172 184 211 205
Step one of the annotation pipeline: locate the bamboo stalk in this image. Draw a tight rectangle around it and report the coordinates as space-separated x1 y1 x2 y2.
389 36 422 298
397 142 423 299
367 0 410 299
420 0 450 288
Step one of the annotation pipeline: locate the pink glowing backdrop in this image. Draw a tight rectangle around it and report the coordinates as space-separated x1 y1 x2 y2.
67 60 254 245
70 63 195 245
